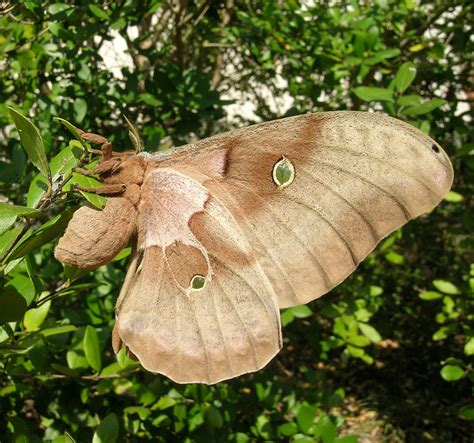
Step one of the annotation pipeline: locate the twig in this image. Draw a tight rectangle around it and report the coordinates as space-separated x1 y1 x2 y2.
29 280 71 309
174 0 185 71
5 368 141 381
0 3 16 15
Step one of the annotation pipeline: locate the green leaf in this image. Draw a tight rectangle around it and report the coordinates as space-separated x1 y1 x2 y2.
394 62 417 93
296 405 315 433
317 415 336 443
139 93 163 107
54 117 84 141
48 3 73 14
84 325 102 372
419 290 443 301
464 338 474 356
347 345 364 357
24 296 51 330
204 406 223 429
27 141 84 208
41 325 76 337
459 405 474 421
432 326 450 341
365 48 400 66
73 98 87 123
8 107 50 181
401 98 446 115
155 397 176 410
385 251 404 265
370 285 383 297
346 335 371 347
116 347 137 369
92 413 119 443
124 406 150 421
89 4 109 20
255 414 271 439
8 209 74 260
112 247 131 262
0 202 42 235
358 323 382 343
278 422 298 437
432 280 460 295
440 365 464 381
0 227 22 258
67 350 89 370
353 87 394 102
290 305 313 318
0 287 28 323
397 94 421 106
444 191 463 203
280 309 295 327
6 273 37 304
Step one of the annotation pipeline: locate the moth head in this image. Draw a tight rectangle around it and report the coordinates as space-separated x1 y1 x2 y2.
100 155 146 186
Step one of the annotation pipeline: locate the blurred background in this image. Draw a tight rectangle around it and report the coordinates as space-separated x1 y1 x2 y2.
0 1 472 442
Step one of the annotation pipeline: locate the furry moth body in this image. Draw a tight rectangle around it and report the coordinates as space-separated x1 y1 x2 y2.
55 111 453 384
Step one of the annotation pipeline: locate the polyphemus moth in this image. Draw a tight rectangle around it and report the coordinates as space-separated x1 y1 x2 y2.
54 111 453 384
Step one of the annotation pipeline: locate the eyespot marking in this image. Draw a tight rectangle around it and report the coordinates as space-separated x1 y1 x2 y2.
431 144 440 153
190 275 206 290
272 156 295 188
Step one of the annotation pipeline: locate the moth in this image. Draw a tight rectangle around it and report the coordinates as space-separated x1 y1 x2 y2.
54 111 453 384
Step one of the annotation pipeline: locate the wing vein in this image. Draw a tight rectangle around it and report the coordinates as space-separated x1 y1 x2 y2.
324 146 441 200
211 271 260 368
210 253 280 351
312 160 412 220
297 165 380 242
188 298 212 383
209 283 234 375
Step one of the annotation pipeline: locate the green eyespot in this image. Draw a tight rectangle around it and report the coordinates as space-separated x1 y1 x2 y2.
272 156 295 188
190 275 206 290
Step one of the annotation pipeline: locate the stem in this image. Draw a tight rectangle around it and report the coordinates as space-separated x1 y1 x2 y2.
0 220 31 264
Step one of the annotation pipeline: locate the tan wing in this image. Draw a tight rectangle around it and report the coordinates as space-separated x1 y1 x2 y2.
115 168 282 384
150 111 453 308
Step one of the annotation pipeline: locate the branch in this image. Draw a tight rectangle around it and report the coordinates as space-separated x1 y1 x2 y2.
211 0 234 89
180 0 210 27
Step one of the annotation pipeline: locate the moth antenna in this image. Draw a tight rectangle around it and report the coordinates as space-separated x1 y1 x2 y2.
123 114 143 153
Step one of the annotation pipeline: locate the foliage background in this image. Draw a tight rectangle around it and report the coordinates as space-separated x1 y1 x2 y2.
0 1 473 441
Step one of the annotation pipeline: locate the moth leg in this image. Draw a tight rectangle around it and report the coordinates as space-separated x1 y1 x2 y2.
89 148 135 158
80 132 109 145
74 183 126 196
74 158 123 177
101 142 113 161
79 131 114 160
